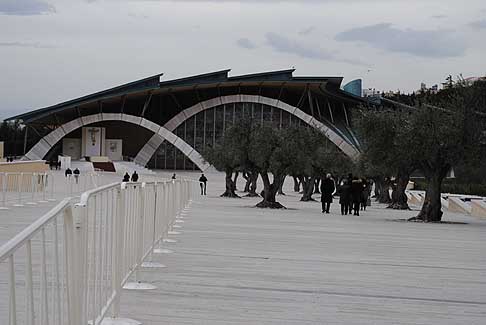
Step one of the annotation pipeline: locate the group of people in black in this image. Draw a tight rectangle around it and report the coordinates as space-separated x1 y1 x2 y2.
64 167 81 183
49 160 62 170
123 171 139 182
321 173 372 216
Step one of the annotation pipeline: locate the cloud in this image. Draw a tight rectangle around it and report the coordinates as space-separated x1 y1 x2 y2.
298 26 316 36
431 14 447 19
265 32 363 65
0 41 55 48
469 19 486 29
335 23 466 58
0 0 55 15
237 38 257 49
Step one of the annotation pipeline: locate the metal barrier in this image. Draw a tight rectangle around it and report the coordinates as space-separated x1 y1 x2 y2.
0 179 196 325
0 198 74 325
0 171 116 209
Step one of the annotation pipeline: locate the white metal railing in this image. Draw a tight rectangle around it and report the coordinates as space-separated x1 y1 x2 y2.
0 198 74 325
0 179 196 325
0 172 115 209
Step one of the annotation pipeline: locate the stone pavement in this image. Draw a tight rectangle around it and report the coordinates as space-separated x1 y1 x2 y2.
118 172 486 325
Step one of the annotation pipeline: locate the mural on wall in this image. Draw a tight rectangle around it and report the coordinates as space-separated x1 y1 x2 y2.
82 127 105 157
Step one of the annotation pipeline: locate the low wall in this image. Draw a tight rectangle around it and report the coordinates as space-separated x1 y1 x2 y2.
0 160 48 173
448 197 472 214
471 200 486 219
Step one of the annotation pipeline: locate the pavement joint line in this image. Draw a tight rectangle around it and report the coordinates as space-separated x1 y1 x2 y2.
169 282 486 306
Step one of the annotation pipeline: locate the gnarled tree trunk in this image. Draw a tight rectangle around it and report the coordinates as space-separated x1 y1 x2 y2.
388 172 410 210
232 171 239 191
373 177 382 200
378 177 392 204
256 172 285 208
314 178 321 194
244 171 260 197
277 175 286 195
292 176 301 192
409 166 448 222
220 169 240 198
300 176 316 201
243 172 251 192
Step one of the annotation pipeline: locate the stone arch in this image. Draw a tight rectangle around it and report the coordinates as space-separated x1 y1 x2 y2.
135 94 361 166
24 113 210 171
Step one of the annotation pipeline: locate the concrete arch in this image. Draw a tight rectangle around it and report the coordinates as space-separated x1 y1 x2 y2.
135 94 361 166
24 113 210 171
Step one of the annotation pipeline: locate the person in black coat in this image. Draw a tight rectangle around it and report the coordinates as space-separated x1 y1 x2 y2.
320 173 335 214
122 172 130 182
339 179 352 215
131 171 139 182
73 168 80 184
199 173 208 195
361 178 371 211
351 177 364 216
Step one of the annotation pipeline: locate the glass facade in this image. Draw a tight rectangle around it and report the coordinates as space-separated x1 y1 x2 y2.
148 102 302 170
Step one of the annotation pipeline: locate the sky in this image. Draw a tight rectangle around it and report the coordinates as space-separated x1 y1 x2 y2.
1 0 486 119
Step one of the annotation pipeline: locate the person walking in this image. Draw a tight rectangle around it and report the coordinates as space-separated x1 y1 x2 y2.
199 173 208 195
171 173 176 180
65 168 72 178
361 178 371 211
339 179 352 215
320 173 335 214
351 177 364 216
122 172 130 182
73 168 80 184
131 171 139 182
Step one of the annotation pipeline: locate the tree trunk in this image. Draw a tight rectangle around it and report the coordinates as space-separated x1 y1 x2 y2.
314 178 321 194
378 177 392 204
243 172 251 192
256 172 285 208
244 171 260 197
300 176 316 201
292 176 301 192
220 169 240 198
388 172 410 210
409 169 446 222
277 175 286 195
373 178 382 200
232 171 239 191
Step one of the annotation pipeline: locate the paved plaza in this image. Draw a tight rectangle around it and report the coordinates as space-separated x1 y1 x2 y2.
118 172 486 324
1 171 485 324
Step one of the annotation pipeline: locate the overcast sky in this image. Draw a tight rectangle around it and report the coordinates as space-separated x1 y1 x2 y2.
1 0 486 119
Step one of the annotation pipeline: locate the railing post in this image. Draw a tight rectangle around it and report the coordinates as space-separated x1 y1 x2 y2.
8 255 17 325
70 203 87 325
39 173 48 203
48 173 56 201
136 183 145 278
110 184 125 319
26 173 37 205
14 173 24 207
69 175 73 196
1 173 8 210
